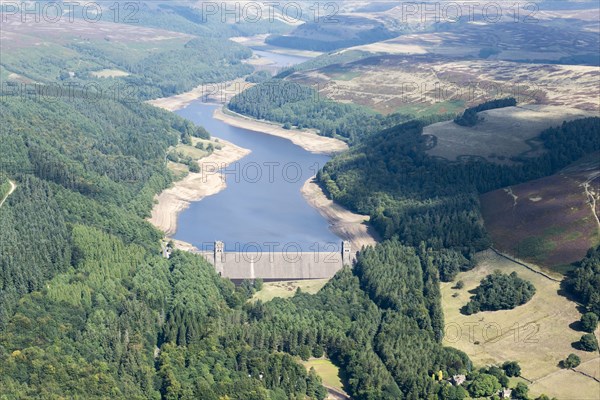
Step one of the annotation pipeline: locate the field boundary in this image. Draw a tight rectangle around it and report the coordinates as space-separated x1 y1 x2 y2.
528 363 600 386
573 363 600 384
489 247 561 283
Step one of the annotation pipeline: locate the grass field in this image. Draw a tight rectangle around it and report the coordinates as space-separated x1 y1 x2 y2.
394 99 465 118
251 279 329 302
1 14 189 52
90 69 130 78
165 138 223 178
292 55 600 115
175 138 213 160
166 161 189 179
441 250 600 399
423 105 591 164
302 358 344 391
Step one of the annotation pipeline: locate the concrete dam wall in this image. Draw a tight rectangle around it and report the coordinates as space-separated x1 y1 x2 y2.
194 241 352 280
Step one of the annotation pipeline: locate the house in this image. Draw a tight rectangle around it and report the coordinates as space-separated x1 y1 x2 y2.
499 388 512 398
451 374 466 386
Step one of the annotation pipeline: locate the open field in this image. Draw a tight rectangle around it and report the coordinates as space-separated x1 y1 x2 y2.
284 10 600 116
526 367 600 400
576 356 600 381
423 105 592 164
441 250 600 399
251 279 329 302
90 69 130 78
174 138 214 160
166 161 189 180
0 13 192 84
0 14 190 53
481 153 600 269
302 358 350 399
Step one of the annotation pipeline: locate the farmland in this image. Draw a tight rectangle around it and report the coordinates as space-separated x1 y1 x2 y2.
441 250 600 399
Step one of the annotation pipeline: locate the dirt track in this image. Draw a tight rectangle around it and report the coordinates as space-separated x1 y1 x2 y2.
0 180 16 209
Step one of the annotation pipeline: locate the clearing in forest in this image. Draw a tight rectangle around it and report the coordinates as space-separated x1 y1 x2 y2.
90 69 130 78
251 279 329 302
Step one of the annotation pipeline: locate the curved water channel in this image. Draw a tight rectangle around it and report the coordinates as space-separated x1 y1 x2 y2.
172 48 342 252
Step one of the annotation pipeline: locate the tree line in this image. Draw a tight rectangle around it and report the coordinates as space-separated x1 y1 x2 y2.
454 97 516 127
228 80 451 144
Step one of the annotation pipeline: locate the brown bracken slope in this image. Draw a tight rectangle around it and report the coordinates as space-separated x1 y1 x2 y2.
480 153 600 271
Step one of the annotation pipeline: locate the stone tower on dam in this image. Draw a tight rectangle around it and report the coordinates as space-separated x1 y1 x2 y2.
196 241 353 280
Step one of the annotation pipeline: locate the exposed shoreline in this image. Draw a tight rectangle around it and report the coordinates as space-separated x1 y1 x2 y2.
146 84 208 112
213 108 378 251
148 86 376 256
146 78 249 112
149 138 250 237
301 177 379 254
213 107 348 155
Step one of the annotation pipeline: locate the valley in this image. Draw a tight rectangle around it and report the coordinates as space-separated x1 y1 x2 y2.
146 47 369 255
0 1 599 400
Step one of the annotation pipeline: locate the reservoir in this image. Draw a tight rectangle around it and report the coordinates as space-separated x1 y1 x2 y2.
173 46 342 252
252 49 309 66
171 47 339 252
173 103 341 252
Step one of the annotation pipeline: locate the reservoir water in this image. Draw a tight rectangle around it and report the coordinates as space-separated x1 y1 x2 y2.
172 48 340 252
252 49 310 70
173 103 340 252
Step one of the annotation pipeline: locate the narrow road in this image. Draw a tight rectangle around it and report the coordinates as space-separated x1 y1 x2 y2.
0 180 16 209
325 385 351 400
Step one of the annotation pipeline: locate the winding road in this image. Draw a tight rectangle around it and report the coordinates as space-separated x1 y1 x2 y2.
0 180 16 209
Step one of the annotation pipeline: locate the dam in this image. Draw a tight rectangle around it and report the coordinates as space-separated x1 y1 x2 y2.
192 241 352 280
